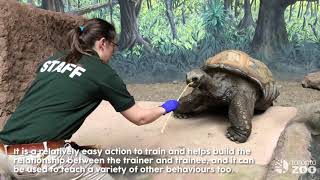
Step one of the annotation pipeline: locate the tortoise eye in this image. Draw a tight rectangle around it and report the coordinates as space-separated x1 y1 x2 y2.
192 77 199 82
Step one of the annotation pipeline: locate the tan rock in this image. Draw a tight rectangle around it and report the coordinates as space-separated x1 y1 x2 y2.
302 71 320 90
290 101 320 135
265 123 312 180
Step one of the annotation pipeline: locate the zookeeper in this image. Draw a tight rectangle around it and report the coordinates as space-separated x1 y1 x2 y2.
0 18 179 179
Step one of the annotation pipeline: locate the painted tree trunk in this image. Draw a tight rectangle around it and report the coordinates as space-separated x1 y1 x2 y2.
118 0 152 51
303 1 311 29
165 0 178 39
234 0 240 17
109 0 113 24
147 0 152 10
238 0 254 29
42 0 64 12
297 1 303 18
251 0 288 56
224 0 232 11
182 0 186 25
67 0 71 11
289 5 294 21
69 2 117 15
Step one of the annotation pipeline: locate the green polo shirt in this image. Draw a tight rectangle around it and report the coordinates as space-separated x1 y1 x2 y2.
0 52 135 144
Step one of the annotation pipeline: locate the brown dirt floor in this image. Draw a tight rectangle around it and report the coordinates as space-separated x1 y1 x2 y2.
127 80 320 107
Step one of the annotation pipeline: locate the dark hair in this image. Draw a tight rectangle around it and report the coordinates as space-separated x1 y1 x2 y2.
62 18 116 64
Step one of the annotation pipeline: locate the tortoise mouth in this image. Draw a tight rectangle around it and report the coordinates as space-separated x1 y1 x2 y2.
186 80 199 88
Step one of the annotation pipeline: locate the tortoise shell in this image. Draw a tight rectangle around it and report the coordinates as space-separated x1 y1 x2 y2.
202 50 279 108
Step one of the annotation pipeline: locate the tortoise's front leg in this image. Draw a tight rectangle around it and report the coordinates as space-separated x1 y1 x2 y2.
226 93 255 143
174 88 206 119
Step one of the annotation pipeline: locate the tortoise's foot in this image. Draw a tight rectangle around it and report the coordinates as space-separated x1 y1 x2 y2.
226 126 251 143
173 112 193 119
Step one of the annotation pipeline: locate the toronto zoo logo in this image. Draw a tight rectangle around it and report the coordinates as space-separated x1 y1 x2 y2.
274 160 289 174
274 159 317 174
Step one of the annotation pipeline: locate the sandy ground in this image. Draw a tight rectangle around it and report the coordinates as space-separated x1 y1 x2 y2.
127 80 320 107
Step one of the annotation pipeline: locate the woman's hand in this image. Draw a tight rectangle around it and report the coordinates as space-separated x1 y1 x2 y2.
161 100 179 114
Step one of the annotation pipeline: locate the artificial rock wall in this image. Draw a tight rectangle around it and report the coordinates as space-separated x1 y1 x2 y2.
0 0 84 128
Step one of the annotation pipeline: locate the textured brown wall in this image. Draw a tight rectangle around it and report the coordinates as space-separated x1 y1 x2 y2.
0 0 84 128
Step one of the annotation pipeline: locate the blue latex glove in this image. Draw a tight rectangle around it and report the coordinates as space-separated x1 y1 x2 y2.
161 99 179 114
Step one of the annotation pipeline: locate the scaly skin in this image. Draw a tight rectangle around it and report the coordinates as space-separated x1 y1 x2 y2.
174 69 261 143
226 91 256 143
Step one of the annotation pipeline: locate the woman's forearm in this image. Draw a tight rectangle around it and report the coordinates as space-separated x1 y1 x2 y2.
135 106 166 125
121 100 179 126
121 104 166 126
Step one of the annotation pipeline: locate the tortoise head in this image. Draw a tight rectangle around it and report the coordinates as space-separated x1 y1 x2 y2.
186 69 207 88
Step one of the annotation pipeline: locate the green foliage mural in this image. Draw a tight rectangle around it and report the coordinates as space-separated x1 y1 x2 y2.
18 0 320 82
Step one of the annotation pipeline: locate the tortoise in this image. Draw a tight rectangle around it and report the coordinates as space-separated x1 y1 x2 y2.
174 50 280 143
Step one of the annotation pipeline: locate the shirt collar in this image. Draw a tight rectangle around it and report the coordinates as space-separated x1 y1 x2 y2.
88 50 100 58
